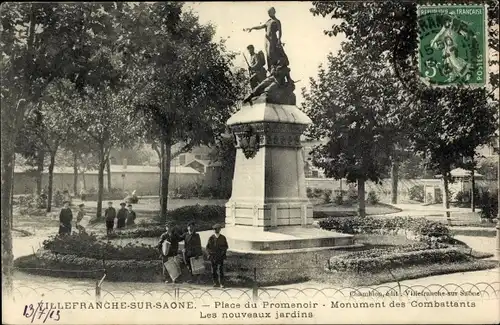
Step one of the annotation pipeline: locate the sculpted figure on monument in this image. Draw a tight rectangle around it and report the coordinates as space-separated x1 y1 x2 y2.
245 45 267 89
244 7 282 71
243 7 296 105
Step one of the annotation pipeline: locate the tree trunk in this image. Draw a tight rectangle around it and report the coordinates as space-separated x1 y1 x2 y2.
160 139 172 222
443 176 451 224
471 168 475 212
391 160 399 204
10 155 15 229
1 146 15 297
73 151 78 196
46 153 56 212
106 157 111 191
158 144 163 198
357 178 366 218
96 158 106 219
36 150 45 195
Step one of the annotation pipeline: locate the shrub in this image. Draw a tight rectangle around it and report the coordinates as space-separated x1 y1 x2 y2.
408 185 425 202
323 189 332 204
334 191 345 205
327 248 469 273
306 187 313 198
53 191 64 207
318 216 453 244
313 188 324 198
346 187 358 204
366 191 379 205
479 190 498 220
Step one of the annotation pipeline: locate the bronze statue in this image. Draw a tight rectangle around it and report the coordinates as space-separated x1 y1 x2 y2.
244 7 282 71
243 62 296 106
244 45 267 89
242 7 296 105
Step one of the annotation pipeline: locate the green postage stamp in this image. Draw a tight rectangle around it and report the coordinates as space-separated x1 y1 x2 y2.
418 4 488 87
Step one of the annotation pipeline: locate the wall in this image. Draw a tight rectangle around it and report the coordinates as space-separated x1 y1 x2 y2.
304 178 497 202
14 171 203 195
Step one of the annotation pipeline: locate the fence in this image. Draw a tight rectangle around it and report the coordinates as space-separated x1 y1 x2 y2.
10 279 500 303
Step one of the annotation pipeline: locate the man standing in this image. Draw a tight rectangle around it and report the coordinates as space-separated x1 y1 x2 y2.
126 204 136 226
158 223 183 284
246 45 267 89
183 221 203 283
104 201 116 235
116 202 127 229
206 224 229 288
58 200 73 235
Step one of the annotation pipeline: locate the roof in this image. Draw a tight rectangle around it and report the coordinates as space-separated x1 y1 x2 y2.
15 165 200 175
435 168 484 178
184 158 211 167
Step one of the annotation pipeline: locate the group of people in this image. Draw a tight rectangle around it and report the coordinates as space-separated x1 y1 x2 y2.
57 200 136 236
58 201 89 235
158 222 229 288
104 201 136 235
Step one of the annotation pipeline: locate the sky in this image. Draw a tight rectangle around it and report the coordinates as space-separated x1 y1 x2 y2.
187 2 345 105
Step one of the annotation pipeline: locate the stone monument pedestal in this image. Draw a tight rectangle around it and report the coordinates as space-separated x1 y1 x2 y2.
224 99 354 251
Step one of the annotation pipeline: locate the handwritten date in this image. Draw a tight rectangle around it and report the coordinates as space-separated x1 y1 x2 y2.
23 301 60 323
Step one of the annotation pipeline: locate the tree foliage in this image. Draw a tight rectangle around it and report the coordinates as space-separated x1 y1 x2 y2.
309 0 498 213
115 3 246 219
302 45 409 216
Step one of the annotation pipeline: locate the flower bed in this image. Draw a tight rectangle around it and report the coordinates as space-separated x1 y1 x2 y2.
319 216 451 241
43 233 159 261
328 247 471 273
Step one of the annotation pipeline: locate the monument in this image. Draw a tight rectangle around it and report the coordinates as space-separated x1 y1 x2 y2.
223 8 354 251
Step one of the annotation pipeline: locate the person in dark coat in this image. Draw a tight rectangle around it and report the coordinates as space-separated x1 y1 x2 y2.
157 224 184 283
206 224 229 288
116 202 127 229
126 204 136 226
58 201 73 235
183 221 203 283
104 201 116 235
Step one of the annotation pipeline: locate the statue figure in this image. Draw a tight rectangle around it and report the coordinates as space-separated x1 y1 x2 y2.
243 60 296 106
244 7 282 71
244 45 267 89
242 7 296 105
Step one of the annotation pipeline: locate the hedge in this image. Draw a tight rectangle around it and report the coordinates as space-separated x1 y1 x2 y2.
328 247 471 273
100 205 226 239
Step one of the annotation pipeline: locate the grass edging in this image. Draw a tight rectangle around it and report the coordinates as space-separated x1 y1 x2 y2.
451 228 497 238
308 260 498 287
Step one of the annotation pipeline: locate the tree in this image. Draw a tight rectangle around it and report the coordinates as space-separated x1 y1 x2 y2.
21 82 73 212
124 3 246 220
64 81 143 219
209 135 237 197
15 123 46 195
310 1 499 216
302 45 407 217
1 2 99 295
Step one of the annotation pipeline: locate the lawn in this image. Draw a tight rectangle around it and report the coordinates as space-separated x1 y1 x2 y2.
313 202 401 216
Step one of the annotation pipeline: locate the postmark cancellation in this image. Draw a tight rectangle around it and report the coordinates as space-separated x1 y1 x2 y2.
417 4 488 87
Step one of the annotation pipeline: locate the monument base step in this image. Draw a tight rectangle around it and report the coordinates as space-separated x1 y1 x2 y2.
220 225 355 251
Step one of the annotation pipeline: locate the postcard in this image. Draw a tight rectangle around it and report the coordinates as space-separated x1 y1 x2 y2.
1 1 499 324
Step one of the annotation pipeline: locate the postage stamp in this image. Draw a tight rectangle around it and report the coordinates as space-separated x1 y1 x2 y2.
417 4 488 87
